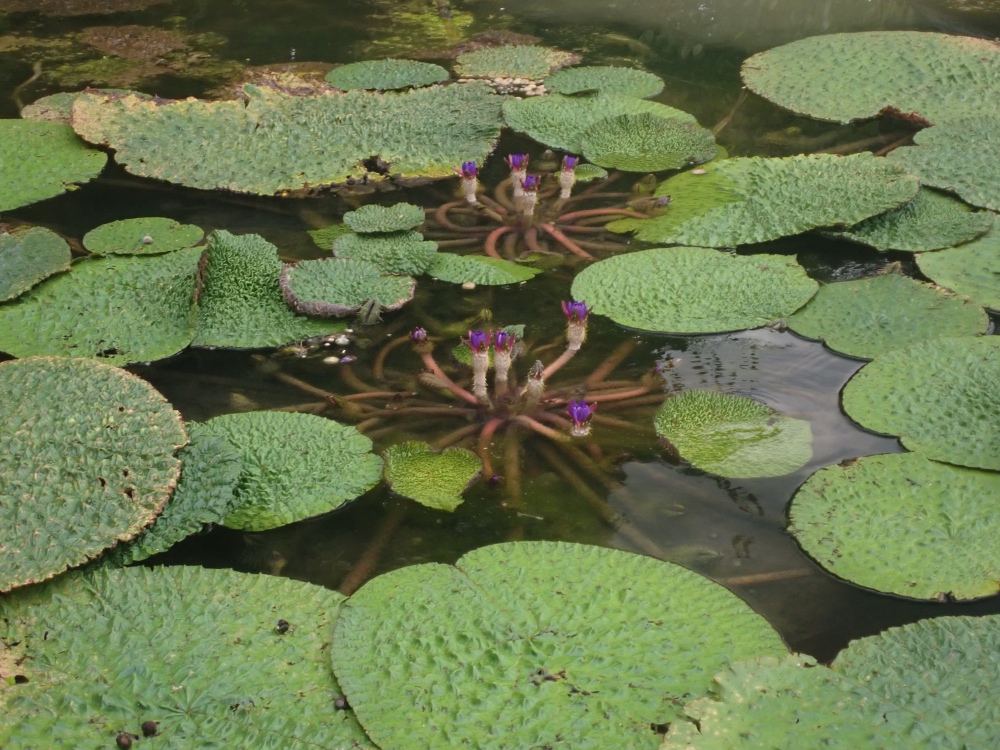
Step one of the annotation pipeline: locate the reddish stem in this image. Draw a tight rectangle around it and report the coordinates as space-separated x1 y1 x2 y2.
524 226 544 255
373 335 412 380
542 347 579 380
515 415 566 441
341 391 414 402
477 417 505 477
556 208 650 223
538 223 594 259
435 201 491 233
476 193 509 216
434 422 481 450
420 351 480 406
485 226 515 259
585 339 636 386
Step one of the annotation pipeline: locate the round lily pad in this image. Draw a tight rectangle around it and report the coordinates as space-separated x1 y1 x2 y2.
842 336 1000 470
654 390 812 478
332 231 438 275
916 226 1000 311
82 216 204 255
544 66 664 98
0 565 373 748
326 58 449 90
0 119 107 211
342 202 426 233
279 258 416 317
332 541 786 750
455 44 579 79
0 247 202 365
21 88 149 124
581 112 717 172
427 253 541 285
0 227 71 302
200 411 383 532
383 441 482 512
790 452 1000 600
607 153 920 247
571 247 818 334
787 273 989 360
0 357 185 592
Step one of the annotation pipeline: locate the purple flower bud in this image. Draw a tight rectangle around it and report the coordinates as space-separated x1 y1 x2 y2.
561 300 590 322
465 329 491 353
339 354 357 364
505 154 529 171
521 174 539 193
657 195 672 207
567 399 595 428
410 327 428 343
454 161 478 179
562 155 579 171
494 330 515 351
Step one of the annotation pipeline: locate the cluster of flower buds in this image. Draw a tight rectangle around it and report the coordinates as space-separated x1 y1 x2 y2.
559 155 579 199
561 300 591 351
455 161 479 204
567 399 595 437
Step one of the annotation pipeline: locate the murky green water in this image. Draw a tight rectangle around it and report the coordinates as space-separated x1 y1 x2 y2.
4 0 1000 662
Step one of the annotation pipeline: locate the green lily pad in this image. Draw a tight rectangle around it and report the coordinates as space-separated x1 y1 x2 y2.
741 31 1000 125
787 273 989 360
571 247 818 334
82 216 204 255
342 202 426 233
0 119 107 211
503 93 696 153
332 541 786 750
0 357 185 593
544 66 664 98
382 441 482 512
20 88 149 124
654 390 812 478
0 227 72 302
279 258 416 317
607 154 920 247
326 58 449 90
581 112 717 172
200 411 383 532
916 225 1000 311
0 247 202 365
192 230 344 349
0 565 373 748
428 253 541 285
455 44 579 79
790 452 1000 600
842 336 1000 470
333 230 438 275
308 222 352 250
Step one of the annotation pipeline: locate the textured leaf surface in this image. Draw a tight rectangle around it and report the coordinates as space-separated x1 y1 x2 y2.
0 120 106 211
333 230 438 275
428 253 541 285
280 258 415 317
790 453 1000 600
192 231 343 349
842 336 1000 469
787 273 989 360
574 163 608 182
581 113 716 172
916 226 1000 311
0 566 373 749
201 411 383 531
382 441 481 512
20 89 147 125
326 58 449 90
654 390 812 478
741 31 1000 124
342 202 426 233
607 154 919 247
0 357 184 592
83 216 204 255
571 247 818 333
0 247 202 365
332 541 786 750
545 66 663 98
455 44 578 79
0 227 71 302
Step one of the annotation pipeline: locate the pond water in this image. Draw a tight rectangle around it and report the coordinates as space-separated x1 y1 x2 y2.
4 0 1000 662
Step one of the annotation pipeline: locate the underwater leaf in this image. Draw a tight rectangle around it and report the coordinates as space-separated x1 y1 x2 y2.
308 222 352 250
326 58 449 90
787 273 989 360
333 230 438 275
0 227 72 302
428 253 541 285
654 390 812 478
342 202 426 233
607 153 919 247
332 541 786 750
0 119 106 211
280 258 415 318
455 44 579 79
573 163 608 182
192 230 344 349
842 336 1000 470
0 357 185 592
0 247 202 365
382 441 482 512
916 225 1000 311
571 247 818 334
741 31 1000 124
0 566 374 749
790 453 1000 600
201 411 383 532
581 112 717 172
544 65 664 98
82 216 204 255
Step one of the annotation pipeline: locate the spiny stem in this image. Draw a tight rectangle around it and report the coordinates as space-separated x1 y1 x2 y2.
538 223 594 259
585 339 636 386
420 351 480 406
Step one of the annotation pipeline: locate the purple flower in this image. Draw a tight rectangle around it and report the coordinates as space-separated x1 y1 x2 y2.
494 330 515 351
561 300 590 322
465 329 491 353
410 327 428 343
506 154 529 171
454 161 478 179
562 155 579 171
567 400 595 428
521 174 540 193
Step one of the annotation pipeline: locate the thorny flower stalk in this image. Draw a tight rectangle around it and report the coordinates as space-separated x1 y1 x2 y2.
455 161 479 204
520 174 539 223
559 155 579 199
465 329 493 406
506 153 529 207
493 329 515 396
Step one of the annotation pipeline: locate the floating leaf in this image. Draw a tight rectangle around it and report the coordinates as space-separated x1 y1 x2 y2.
342 202 426 233
333 230 438 275
280 258 416 317
82 216 204 255
382 441 482 512
0 227 71 302
0 357 184 592
571 247 818 333
455 44 579 79
787 273 989 360
428 253 541 285
326 58 449 90
545 65 663 98
332 541 786 750
581 112 716 172
20 88 149 124
916 225 1000 311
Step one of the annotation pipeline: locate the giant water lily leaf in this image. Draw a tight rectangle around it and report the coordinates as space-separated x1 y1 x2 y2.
916 226 1000 311
0 227 71 302
428 253 541 285
741 31 1000 125
455 44 579 79
326 58 449 90
607 154 919 247
333 230 438 275
342 202 426 233
887 115 1000 211
503 93 696 153
581 113 717 172
571 247 818 333
842 336 1000 469
0 120 106 211
21 89 149 124
0 566 374 749
382 441 482 512
192 230 343 349
544 65 664 98
0 357 184 592
280 258 415 317
332 541 786 750
83 216 204 255
654 390 812 478
0 247 202 364
71 84 504 194
790 453 1000 600
787 273 989 360
201 411 383 531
